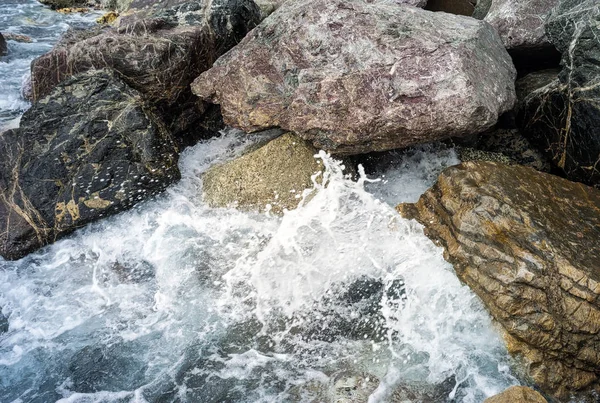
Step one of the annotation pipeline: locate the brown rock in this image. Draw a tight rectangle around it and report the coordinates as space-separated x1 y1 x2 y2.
397 162 600 399
202 133 323 213
192 0 516 155
31 0 260 104
484 386 547 403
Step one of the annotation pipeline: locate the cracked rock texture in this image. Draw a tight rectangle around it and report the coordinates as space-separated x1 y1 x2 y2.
517 0 600 187
397 161 600 400
483 0 559 51
0 70 179 260
30 0 259 143
202 133 323 213
192 0 516 155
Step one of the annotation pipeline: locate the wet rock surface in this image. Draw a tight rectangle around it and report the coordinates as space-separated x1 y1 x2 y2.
397 161 600 399
192 0 516 155
0 70 179 260
454 128 551 172
484 386 548 403
517 0 600 187
202 133 323 213
31 0 260 103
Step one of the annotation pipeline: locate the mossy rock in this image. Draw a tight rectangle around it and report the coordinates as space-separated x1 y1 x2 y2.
202 133 324 213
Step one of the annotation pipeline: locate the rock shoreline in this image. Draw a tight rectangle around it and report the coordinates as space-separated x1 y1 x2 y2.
2 0 600 400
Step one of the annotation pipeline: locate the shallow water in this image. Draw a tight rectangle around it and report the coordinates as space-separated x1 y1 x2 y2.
0 131 520 402
0 0 100 129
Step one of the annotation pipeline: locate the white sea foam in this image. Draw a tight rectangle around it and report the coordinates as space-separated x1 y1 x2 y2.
0 130 519 402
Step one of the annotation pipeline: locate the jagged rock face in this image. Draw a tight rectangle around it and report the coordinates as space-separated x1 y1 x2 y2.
202 133 323 213
397 162 600 399
517 0 600 187
254 0 426 19
0 70 179 260
483 0 559 51
30 0 261 104
484 386 547 403
192 0 516 155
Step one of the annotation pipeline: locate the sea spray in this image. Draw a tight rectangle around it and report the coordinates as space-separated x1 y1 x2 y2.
0 132 518 402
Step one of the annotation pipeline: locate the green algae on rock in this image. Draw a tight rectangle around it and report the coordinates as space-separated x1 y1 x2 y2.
397 161 600 400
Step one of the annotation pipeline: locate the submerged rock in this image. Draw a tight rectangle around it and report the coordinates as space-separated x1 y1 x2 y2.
517 0 600 187
39 0 88 9
202 133 323 213
192 0 516 155
484 386 547 403
483 0 559 51
0 70 179 260
397 162 600 399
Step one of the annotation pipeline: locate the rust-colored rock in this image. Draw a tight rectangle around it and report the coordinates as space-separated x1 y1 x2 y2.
484 386 547 403
192 0 516 155
397 162 600 400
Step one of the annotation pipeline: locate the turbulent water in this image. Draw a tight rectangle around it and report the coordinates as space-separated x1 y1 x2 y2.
0 2 522 402
0 0 100 129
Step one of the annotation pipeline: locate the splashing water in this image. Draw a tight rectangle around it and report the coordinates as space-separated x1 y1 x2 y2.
0 131 519 402
0 0 100 130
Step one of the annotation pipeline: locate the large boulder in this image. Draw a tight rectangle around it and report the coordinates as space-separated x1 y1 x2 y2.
202 133 323 213
481 0 559 51
397 162 600 399
31 0 260 104
484 386 547 403
0 70 179 260
517 0 600 187
192 0 516 155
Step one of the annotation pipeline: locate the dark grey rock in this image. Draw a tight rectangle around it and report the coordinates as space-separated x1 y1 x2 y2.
472 0 491 19
30 0 258 142
517 0 600 187
192 0 516 155
0 70 179 260
0 33 7 57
